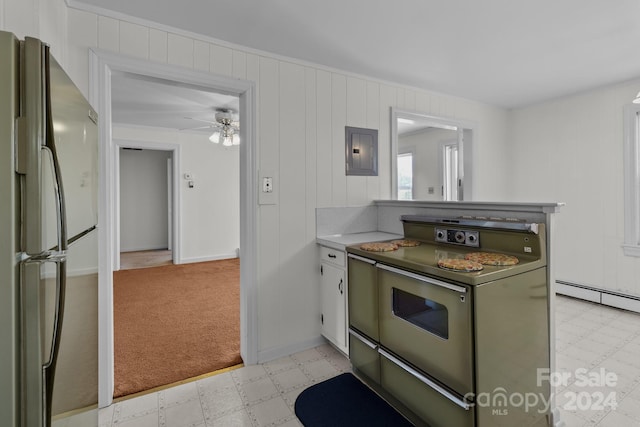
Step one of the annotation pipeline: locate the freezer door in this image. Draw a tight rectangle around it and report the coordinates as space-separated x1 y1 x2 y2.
48 55 98 241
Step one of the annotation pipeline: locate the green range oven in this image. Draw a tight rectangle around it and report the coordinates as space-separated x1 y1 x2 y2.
347 216 551 427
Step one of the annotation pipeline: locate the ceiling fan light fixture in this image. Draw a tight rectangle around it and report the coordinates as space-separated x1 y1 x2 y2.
222 135 234 146
209 131 221 143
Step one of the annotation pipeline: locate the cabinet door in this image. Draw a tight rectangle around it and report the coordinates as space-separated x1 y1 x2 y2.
321 263 346 350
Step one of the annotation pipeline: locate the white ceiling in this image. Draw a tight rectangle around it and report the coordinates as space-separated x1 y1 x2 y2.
111 71 239 132
78 0 640 109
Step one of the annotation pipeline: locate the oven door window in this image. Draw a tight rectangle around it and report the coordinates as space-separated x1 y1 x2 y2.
392 288 448 339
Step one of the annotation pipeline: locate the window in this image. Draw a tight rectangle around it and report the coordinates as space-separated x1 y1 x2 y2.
392 288 449 339
623 104 640 256
397 152 413 200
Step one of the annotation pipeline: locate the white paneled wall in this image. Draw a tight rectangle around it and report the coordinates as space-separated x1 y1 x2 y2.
508 79 640 297
1 0 512 357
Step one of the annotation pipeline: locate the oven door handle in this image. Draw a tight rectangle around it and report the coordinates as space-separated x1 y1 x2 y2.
348 328 378 350
377 263 467 294
378 348 471 410
347 253 377 265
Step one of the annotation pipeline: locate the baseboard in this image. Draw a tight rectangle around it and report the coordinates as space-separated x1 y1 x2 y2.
556 280 640 314
180 252 238 264
120 246 168 253
257 335 328 364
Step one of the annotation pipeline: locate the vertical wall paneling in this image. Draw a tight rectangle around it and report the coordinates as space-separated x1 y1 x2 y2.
167 33 194 68
315 70 333 207
232 50 247 80
257 56 281 349
193 40 209 72
331 73 347 206
366 81 381 201
66 9 97 99
404 89 416 111
149 28 168 63
346 77 367 127
2 0 38 39
305 68 318 242
415 91 430 114
97 16 119 52
210 44 233 77
39 0 66 61
305 67 320 335
346 77 368 206
118 21 149 60
396 88 406 110
278 62 306 248
278 61 310 341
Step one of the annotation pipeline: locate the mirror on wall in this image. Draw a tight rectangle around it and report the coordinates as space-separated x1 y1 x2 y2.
391 108 474 201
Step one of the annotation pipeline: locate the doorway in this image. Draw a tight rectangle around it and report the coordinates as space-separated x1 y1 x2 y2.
91 51 258 408
118 147 174 269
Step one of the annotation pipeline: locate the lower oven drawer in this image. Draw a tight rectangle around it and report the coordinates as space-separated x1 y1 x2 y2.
380 349 474 427
348 254 379 341
348 329 380 384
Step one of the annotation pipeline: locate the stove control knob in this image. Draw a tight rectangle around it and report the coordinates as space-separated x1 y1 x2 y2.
436 229 446 241
455 231 466 243
466 231 479 246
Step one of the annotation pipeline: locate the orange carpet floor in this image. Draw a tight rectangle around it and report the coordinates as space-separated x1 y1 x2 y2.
113 258 242 397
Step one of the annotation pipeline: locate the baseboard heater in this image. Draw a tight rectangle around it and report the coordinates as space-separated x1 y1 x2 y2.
556 280 640 314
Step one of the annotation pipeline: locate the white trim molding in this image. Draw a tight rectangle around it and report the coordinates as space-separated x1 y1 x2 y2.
623 103 640 256
113 139 182 269
89 49 258 408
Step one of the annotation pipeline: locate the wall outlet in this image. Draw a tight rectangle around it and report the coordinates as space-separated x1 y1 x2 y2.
263 177 273 193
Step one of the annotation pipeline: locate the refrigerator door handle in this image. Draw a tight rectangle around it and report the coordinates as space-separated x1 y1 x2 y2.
42 258 66 427
41 46 68 427
21 255 66 427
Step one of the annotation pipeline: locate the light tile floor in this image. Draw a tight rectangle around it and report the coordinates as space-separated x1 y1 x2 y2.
99 344 351 427
97 295 640 427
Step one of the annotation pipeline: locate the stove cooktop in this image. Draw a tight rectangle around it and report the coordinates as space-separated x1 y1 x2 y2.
348 242 545 286
347 217 547 286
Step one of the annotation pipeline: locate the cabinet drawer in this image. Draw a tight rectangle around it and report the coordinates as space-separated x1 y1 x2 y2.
320 246 345 267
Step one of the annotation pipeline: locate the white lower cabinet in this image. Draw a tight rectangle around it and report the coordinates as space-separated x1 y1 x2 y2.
319 246 347 354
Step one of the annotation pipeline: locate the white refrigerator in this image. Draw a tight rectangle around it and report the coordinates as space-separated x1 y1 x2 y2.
0 32 99 427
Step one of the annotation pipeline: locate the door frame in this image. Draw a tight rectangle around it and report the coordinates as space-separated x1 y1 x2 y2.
114 141 181 269
89 49 258 408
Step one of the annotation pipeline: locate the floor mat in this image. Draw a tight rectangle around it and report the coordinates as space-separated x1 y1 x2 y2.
294 373 414 426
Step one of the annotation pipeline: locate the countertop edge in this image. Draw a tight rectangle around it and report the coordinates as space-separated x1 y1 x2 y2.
316 232 403 251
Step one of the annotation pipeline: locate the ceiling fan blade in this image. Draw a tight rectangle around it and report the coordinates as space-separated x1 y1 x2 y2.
184 116 217 125
179 124 215 131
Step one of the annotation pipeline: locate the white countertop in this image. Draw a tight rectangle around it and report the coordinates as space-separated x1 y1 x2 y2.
316 231 403 251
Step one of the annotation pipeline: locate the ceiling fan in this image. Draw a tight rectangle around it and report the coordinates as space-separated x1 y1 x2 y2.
183 108 240 146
